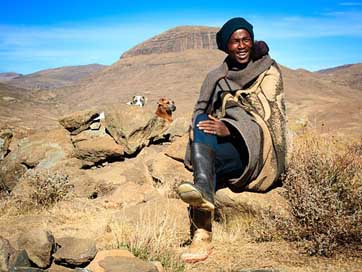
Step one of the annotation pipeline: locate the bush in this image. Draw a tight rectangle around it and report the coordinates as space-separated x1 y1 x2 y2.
0 170 72 215
277 133 362 256
26 170 72 207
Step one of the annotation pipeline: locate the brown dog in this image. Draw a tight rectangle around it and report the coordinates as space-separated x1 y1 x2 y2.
155 98 176 122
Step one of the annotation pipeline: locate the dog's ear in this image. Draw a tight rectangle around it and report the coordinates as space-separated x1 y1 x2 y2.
132 95 136 100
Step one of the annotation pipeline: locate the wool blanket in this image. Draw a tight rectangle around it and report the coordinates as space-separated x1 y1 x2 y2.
184 55 287 192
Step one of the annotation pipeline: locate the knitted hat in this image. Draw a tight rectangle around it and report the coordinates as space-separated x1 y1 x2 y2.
216 17 254 53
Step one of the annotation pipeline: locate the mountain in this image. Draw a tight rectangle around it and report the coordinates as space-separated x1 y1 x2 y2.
1 26 362 135
121 26 218 58
0 72 22 82
6 64 107 90
316 63 362 91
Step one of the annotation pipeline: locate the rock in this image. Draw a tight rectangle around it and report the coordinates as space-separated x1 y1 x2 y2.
0 237 15 272
0 128 73 191
73 134 125 167
149 153 192 198
104 106 169 155
99 181 159 208
163 133 188 162
90 122 101 130
9 267 45 272
53 237 97 267
0 129 12 160
86 249 134 272
98 256 158 272
16 229 55 268
9 249 31 268
47 263 74 272
59 109 99 135
158 117 189 141
215 187 289 221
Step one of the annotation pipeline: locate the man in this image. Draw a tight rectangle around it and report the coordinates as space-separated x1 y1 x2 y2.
177 17 287 263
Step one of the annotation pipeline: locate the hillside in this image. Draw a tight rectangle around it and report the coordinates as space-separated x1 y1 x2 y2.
317 63 362 91
6 64 107 90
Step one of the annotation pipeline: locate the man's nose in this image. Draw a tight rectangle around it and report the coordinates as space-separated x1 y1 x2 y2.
238 41 246 49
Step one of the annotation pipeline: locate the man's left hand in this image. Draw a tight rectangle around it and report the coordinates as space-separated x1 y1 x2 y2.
196 115 231 137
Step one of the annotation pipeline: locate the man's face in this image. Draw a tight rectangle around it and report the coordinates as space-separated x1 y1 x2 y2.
227 29 253 64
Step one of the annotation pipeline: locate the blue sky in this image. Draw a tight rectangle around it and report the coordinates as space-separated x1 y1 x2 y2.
1 0 362 74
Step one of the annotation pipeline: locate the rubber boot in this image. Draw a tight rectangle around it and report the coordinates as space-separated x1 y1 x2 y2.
177 143 215 211
181 207 213 263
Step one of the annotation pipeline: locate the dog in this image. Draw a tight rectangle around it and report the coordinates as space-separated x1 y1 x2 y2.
127 95 146 107
155 98 176 122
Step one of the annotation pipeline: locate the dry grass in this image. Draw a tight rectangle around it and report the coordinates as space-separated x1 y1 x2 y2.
251 131 362 257
0 169 73 216
109 200 188 272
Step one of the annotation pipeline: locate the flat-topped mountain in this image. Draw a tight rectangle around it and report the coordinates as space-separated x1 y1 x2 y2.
6 64 107 90
121 26 219 58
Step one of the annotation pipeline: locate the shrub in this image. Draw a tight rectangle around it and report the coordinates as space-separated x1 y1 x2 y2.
26 170 72 207
275 133 362 256
0 170 72 215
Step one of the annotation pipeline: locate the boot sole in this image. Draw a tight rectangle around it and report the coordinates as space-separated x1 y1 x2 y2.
177 183 215 211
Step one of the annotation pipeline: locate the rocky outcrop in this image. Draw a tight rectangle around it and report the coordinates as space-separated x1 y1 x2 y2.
121 26 218 58
53 237 97 267
16 229 55 268
104 106 170 155
0 128 73 191
59 110 99 135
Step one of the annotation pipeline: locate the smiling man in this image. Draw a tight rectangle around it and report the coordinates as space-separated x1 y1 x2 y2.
177 17 287 263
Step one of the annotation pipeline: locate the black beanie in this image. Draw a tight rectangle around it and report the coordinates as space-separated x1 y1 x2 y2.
216 17 254 53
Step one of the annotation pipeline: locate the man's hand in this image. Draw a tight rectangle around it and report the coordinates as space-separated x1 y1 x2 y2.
196 115 230 137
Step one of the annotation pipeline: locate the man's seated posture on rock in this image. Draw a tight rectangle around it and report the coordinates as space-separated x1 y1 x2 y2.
177 17 287 263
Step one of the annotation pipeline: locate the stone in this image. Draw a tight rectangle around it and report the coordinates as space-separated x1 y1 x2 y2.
104 106 170 155
47 263 74 272
53 237 97 267
149 153 192 198
0 128 73 192
90 122 101 130
98 256 158 272
163 133 188 162
158 117 189 141
16 229 55 268
9 267 45 272
215 187 289 221
59 109 99 135
9 249 31 268
86 249 134 272
0 237 15 272
73 134 125 166
0 129 12 160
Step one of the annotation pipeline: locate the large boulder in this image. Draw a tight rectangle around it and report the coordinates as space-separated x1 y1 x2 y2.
0 128 73 191
16 229 55 269
215 187 289 221
163 133 188 162
98 256 158 272
73 134 124 167
58 109 99 135
0 129 12 160
149 153 192 198
53 237 97 267
104 106 169 155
